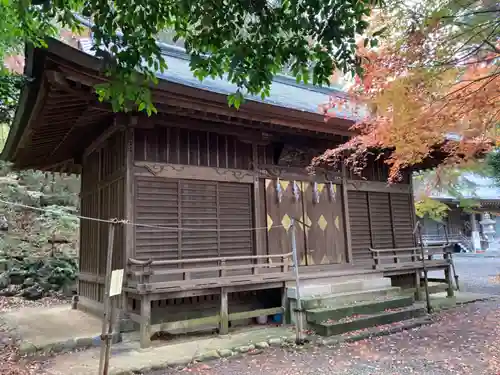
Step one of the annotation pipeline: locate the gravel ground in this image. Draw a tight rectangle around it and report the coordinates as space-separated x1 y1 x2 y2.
452 255 500 295
150 256 500 375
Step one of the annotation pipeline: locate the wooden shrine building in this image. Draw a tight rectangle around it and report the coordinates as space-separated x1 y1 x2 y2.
2 38 452 347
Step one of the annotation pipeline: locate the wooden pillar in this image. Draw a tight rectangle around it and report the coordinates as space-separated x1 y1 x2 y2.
281 285 289 325
124 124 135 266
139 295 152 348
252 144 265 258
120 119 135 331
445 265 455 298
414 271 421 301
219 287 229 335
408 172 418 246
341 165 353 263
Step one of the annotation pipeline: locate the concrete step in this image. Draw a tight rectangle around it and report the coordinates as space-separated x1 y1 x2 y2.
289 269 387 287
287 278 392 299
310 306 426 337
306 295 414 324
300 286 402 310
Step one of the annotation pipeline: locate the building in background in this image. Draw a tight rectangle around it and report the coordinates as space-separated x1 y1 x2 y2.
416 173 500 252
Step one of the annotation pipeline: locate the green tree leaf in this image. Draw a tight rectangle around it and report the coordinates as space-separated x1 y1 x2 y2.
1 0 378 116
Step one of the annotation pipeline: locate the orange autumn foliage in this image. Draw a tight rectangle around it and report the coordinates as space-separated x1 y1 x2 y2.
313 21 500 182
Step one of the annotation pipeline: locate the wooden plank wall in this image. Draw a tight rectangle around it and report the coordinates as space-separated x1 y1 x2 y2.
134 127 253 169
79 129 126 304
348 190 415 265
133 126 257 279
134 177 254 278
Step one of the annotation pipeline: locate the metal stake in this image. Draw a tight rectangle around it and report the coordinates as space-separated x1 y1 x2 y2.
98 221 117 375
290 219 305 345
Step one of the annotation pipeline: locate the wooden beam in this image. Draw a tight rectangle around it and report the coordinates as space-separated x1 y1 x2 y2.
124 126 135 263
257 164 342 182
252 144 265 258
154 98 354 137
346 180 411 194
13 78 49 161
134 161 255 183
408 173 418 246
123 123 135 320
54 64 354 137
150 114 277 144
147 307 284 335
45 69 73 89
39 158 75 172
83 118 125 160
44 105 90 164
388 194 397 248
78 272 106 284
367 192 375 249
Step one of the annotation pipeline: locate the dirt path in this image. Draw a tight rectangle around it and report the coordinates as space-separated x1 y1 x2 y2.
0 296 69 375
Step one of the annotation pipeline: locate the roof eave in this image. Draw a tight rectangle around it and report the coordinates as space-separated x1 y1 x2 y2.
1 44 46 163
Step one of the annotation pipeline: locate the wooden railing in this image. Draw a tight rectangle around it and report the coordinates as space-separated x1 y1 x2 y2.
421 233 473 252
369 246 450 271
127 252 294 293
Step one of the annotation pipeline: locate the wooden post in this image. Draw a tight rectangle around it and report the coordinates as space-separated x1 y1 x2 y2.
140 295 152 348
444 265 455 298
414 271 421 301
290 219 305 345
122 126 135 324
252 144 265 263
98 221 117 375
280 255 289 325
219 287 229 335
281 285 289 325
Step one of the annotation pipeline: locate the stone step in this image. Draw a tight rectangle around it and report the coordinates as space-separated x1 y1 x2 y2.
310 306 426 337
401 281 450 299
300 286 402 310
306 295 415 324
287 278 392 299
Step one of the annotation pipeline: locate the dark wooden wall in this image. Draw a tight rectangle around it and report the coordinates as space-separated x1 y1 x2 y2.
132 123 417 269
134 177 254 279
348 190 415 265
133 125 257 274
79 129 126 305
134 127 253 169
131 124 346 264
